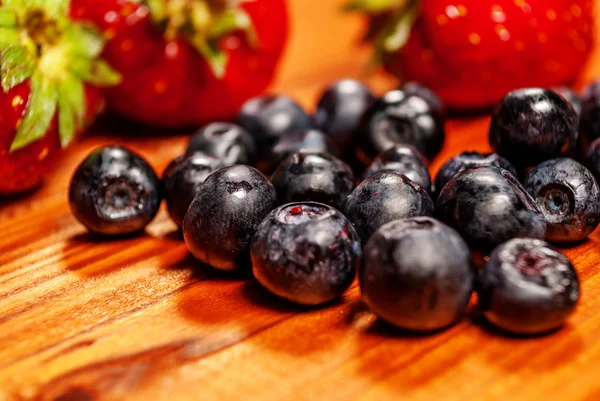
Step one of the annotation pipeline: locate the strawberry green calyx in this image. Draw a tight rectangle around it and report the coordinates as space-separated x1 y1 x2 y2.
344 0 419 63
143 0 257 78
0 0 121 152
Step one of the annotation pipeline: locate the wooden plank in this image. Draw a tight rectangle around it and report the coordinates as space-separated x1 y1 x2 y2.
1 1 600 400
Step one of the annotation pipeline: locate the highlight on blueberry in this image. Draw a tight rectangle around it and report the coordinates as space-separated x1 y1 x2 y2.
187 122 256 166
162 152 224 228
477 238 580 335
267 129 337 173
251 202 361 305
524 158 600 243
360 217 474 332
271 152 355 210
183 165 277 271
69 146 161 236
344 172 434 243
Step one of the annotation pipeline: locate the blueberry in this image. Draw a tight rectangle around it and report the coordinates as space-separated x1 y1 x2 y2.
584 138 600 183
435 166 546 253
360 217 473 332
477 238 579 335
267 129 338 173
344 172 434 243
581 80 600 142
271 152 355 210
162 152 224 228
353 89 445 165
434 151 517 198
251 202 361 305
523 158 600 243
238 95 312 149
489 88 578 168
183 165 277 271
313 79 375 152
553 86 582 118
400 81 444 115
363 145 431 193
69 145 161 236
187 122 256 166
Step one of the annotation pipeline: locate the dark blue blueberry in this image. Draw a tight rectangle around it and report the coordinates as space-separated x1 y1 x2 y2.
478 238 579 335
183 165 276 271
186 122 256 166
363 145 431 194
581 80 600 143
353 89 445 165
435 166 546 253
271 152 355 210
584 137 600 183
251 202 361 305
344 172 434 243
69 145 161 236
400 81 444 116
238 95 312 149
434 151 517 198
267 129 338 173
553 86 582 119
524 158 600 243
162 152 224 228
313 79 375 152
489 88 578 168
360 217 474 332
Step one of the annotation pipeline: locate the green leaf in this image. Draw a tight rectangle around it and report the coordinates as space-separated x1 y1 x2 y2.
56 74 84 147
66 24 105 58
39 0 69 18
0 9 17 27
343 0 406 13
191 38 226 79
10 72 57 152
208 9 257 47
0 28 21 50
71 58 122 86
1 45 35 92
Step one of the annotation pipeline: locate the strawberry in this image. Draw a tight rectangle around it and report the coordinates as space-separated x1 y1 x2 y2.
347 0 594 110
0 0 120 195
72 0 289 128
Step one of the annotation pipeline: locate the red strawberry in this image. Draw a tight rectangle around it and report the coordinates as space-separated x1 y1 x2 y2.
0 0 120 195
347 0 594 110
72 0 289 128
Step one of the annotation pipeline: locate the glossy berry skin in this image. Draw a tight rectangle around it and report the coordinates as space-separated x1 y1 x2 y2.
162 152 224 228
313 79 375 152
553 87 582 118
271 152 355 210
361 217 474 332
183 165 276 271
524 158 600 243
364 145 431 193
251 202 361 305
72 0 289 127
238 95 312 149
379 1 593 110
584 138 600 183
267 129 338 173
434 152 517 198
187 123 256 166
581 80 600 143
344 172 434 243
69 146 161 236
435 166 546 253
478 238 580 335
354 89 445 166
400 81 444 115
489 88 578 168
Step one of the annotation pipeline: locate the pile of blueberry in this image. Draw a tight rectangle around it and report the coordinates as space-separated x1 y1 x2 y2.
69 79 600 336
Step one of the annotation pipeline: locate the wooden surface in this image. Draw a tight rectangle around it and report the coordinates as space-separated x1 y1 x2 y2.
2 1 600 400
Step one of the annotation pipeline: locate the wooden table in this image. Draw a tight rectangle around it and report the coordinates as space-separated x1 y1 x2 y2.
2 1 600 400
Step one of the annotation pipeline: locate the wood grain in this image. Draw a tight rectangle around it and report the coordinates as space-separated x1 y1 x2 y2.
2 1 600 400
